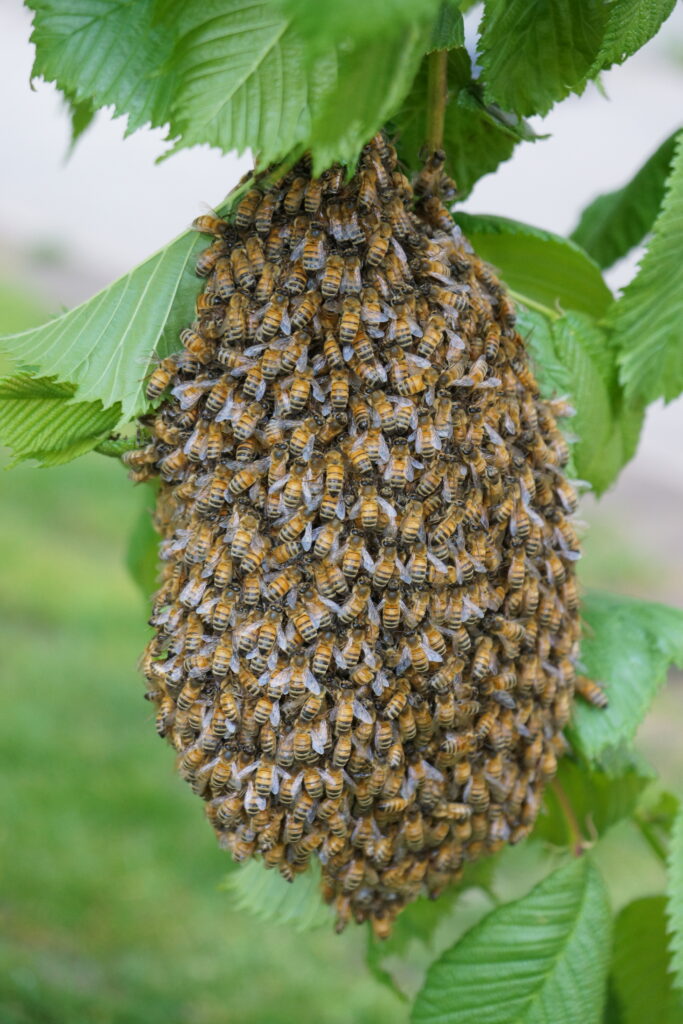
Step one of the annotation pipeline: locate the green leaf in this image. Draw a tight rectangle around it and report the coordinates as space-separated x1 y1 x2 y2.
167 3 332 167
590 0 677 75
535 754 652 848
412 857 612 1024
477 0 608 117
610 897 683 1024
611 133 683 405
29 0 429 171
0 181 254 423
454 213 613 317
0 230 201 421
126 481 160 599
392 49 538 198
28 0 178 136
61 87 97 153
428 1 465 51
517 307 645 493
222 860 333 933
515 310 615 492
309 24 432 173
668 806 683 993
569 592 683 762
603 981 626 1024
547 313 616 491
168 3 431 172
0 374 120 466
276 0 443 56
571 131 680 270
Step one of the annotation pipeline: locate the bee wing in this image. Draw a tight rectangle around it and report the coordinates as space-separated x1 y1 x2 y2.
311 720 328 753
353 701 374 724
421 638 444 662
372 670 391 695
462 596 484 620
333 647 348 670
301 522 314 551
377 496 397 521
367 598 380 626
361 549 375 573
390 237 408 268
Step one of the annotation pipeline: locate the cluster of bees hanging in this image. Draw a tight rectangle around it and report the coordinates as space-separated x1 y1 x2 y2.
127 132 603 938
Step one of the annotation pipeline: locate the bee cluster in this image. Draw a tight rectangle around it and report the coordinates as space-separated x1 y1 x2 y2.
130 133 593 938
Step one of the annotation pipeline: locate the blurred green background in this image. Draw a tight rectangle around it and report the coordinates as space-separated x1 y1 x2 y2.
0 281 681 1024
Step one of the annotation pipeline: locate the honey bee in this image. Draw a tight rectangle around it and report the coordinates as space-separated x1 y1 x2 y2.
328 732 351 769
230 513 260 561
230 246 256 290
303 177 323 214
365 222 392 266
290 290 321 330
284 176 307 215
255 192 277 236
224 292 246 343
233 401 264 441
339 296 362 343
257 294 289 341
337 580 370 624
507 547 526 589
302 224 326 271
193 211 229 236
575 675 608 708
379 580 401 630
384 439 412 487
281 258 307 296
386 196 413 238
196 239 227 277
146 357 176 400
342 255 362 295
254 261 279 304
261 222 286 262
235 188 262 228
399 500 424 545
414 413 440 459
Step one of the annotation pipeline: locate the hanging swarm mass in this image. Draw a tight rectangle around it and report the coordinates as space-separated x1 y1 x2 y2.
128 133 598 938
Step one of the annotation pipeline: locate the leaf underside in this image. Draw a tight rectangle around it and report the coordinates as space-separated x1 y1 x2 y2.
571 130 680 270
0 374 120 466
611 133 683 405
569 591 683 762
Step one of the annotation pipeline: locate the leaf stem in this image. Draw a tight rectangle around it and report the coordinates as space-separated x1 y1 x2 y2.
95 436 138 458
426 49 449 153
508 289 561 321
551 778 585 856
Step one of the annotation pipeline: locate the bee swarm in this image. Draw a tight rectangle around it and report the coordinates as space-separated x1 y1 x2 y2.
130 133 587 938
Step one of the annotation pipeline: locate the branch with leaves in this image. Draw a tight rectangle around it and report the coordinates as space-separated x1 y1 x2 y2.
3 1 683 1021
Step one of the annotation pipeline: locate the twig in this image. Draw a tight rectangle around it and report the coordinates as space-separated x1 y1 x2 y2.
426 49 449 153
551 778 585 857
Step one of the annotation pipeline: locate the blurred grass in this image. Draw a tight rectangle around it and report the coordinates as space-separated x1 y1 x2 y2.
0 277 680 1022
0 285 401 1024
